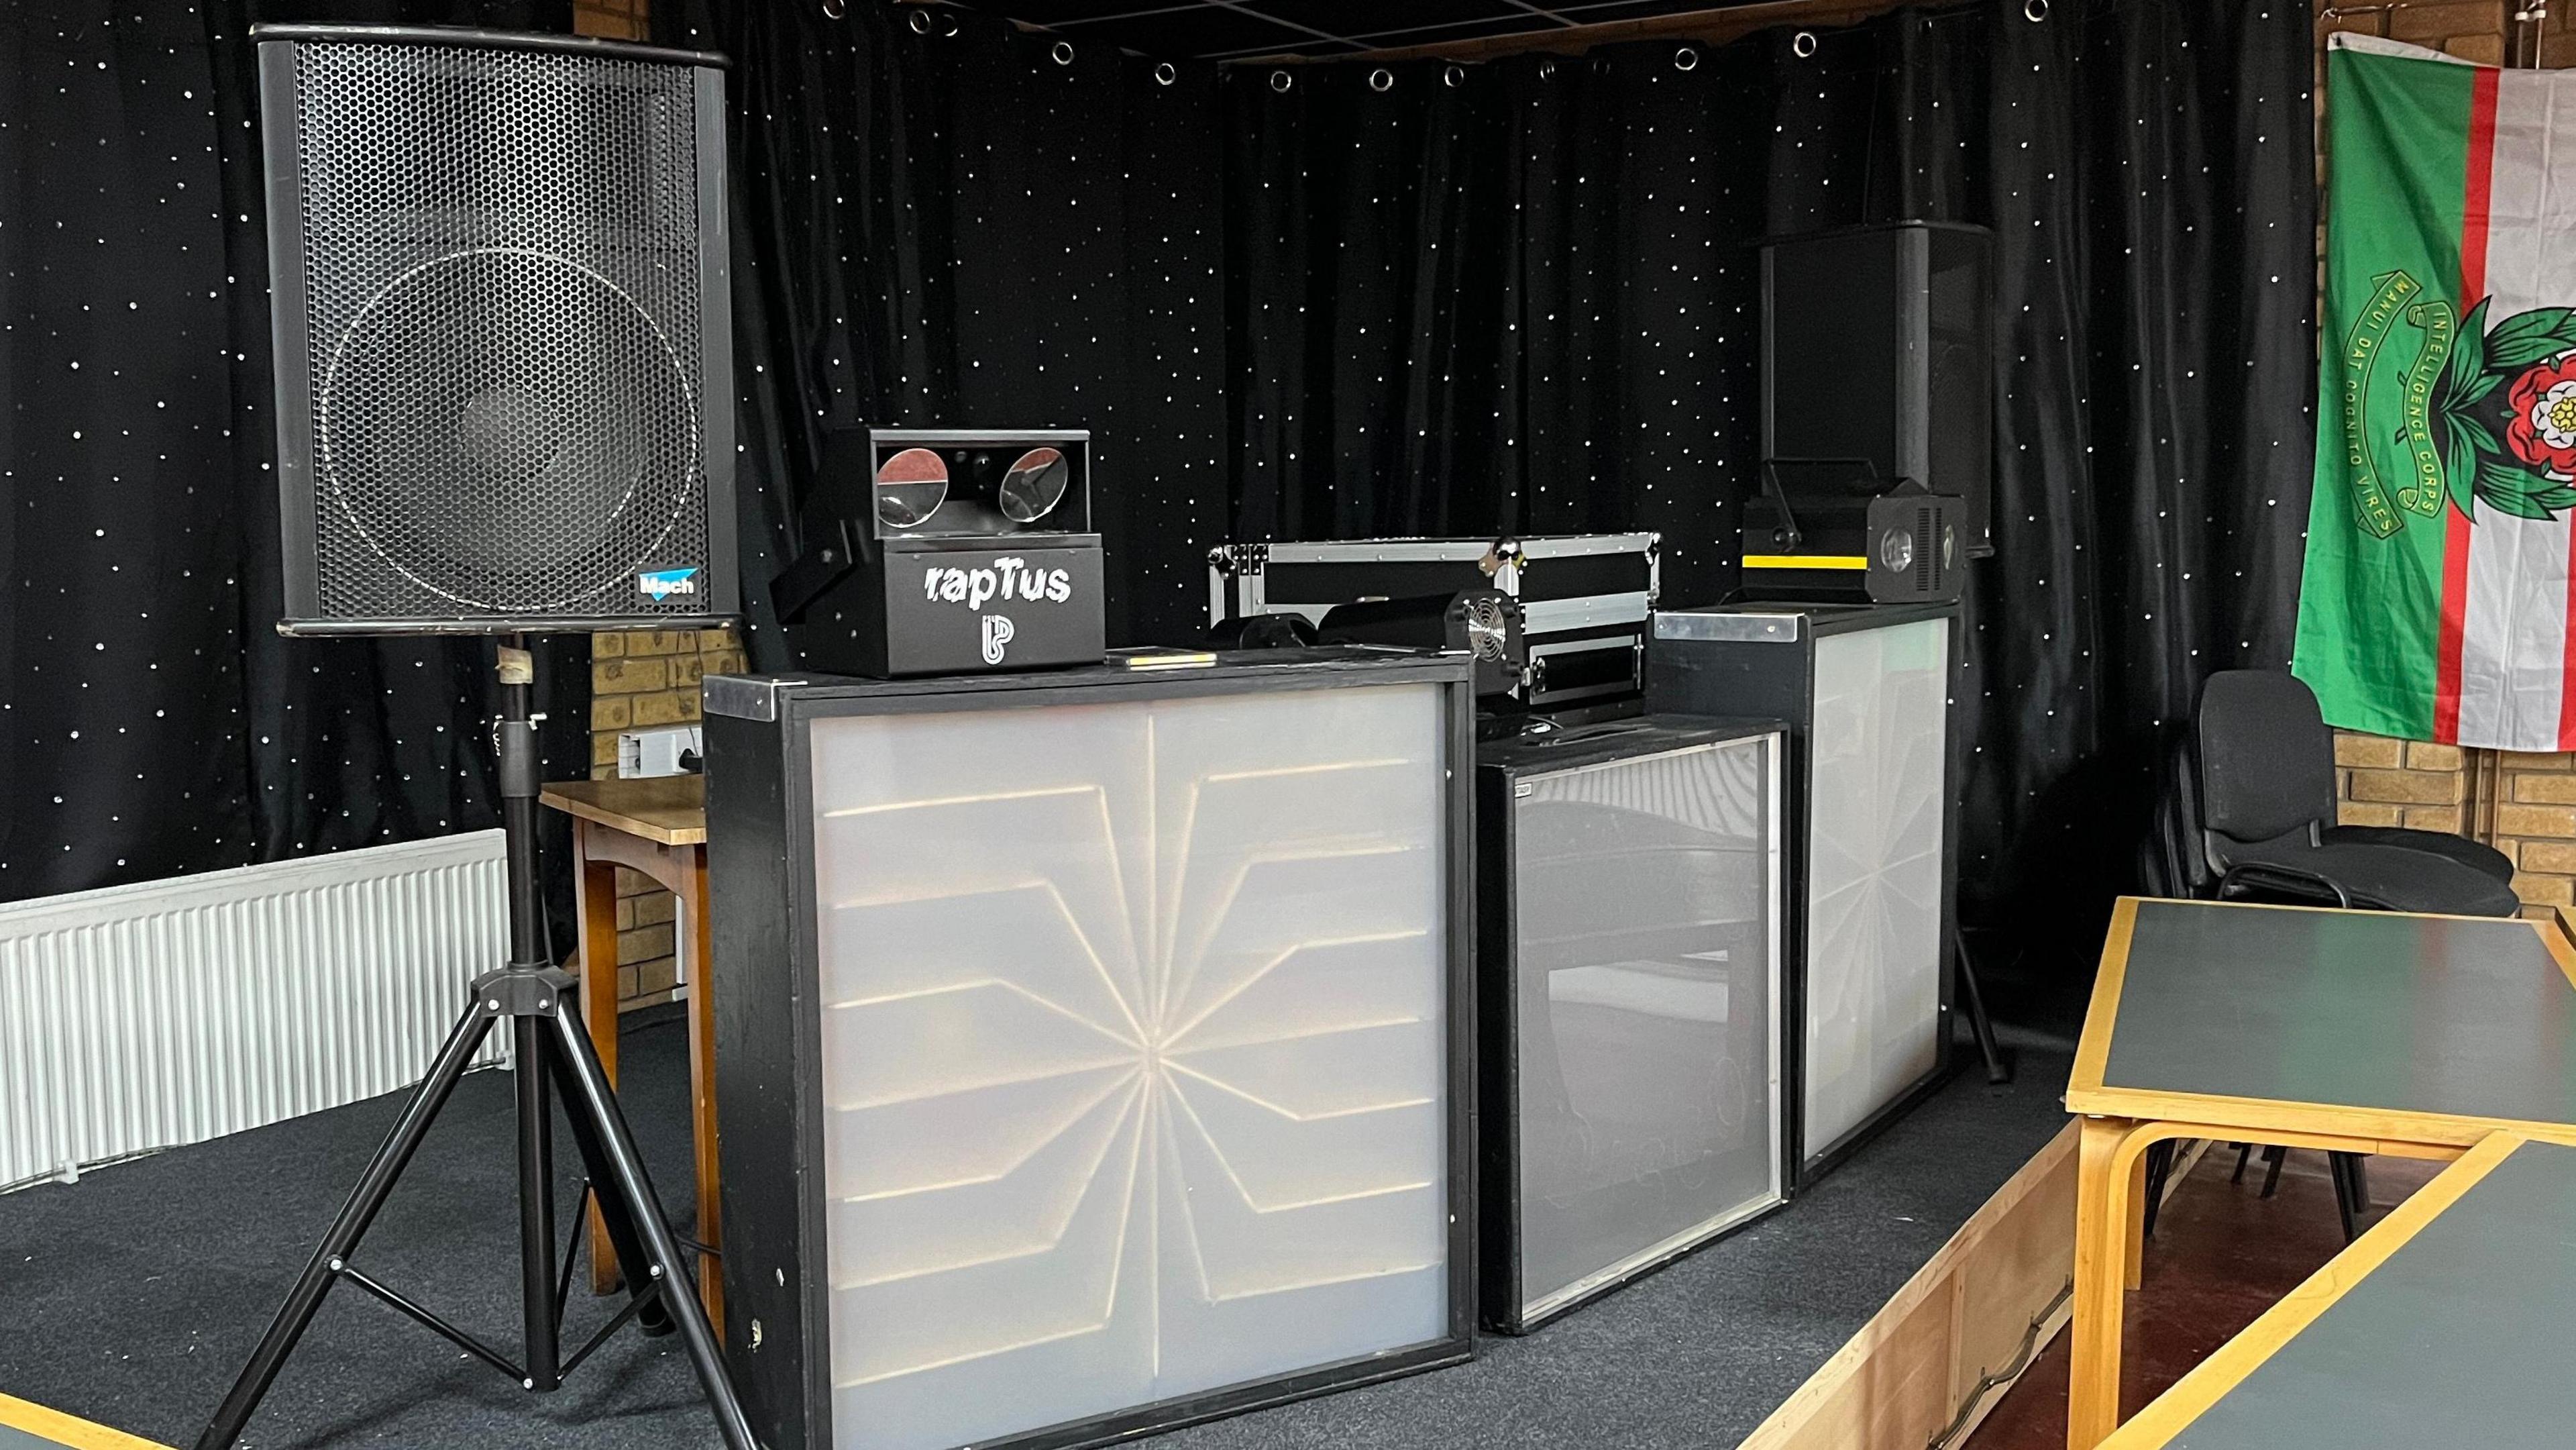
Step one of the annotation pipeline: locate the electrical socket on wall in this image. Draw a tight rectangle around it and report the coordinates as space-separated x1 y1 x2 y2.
619 725 703 779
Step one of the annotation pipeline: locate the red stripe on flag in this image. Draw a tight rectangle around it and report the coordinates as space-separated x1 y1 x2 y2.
2439 68 2502 745
2463 67 2500 305
2436 505 2472 744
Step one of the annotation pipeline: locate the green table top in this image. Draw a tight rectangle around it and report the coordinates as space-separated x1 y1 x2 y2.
2114 1136 2576 1448
2079 899 2576 1129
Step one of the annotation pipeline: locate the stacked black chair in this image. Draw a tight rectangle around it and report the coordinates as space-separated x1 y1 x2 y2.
2137 670 2519 1247
2194 671 2516 915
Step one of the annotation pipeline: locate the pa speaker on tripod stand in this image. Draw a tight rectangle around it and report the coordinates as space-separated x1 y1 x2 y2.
197 25 753 1450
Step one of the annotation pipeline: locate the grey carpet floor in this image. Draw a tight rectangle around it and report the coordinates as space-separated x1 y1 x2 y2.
0 1018 2074 1449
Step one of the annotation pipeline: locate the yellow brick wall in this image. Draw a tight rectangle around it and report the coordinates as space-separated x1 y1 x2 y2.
573 0 648 42
588 627 747 1008
2334 731 2576 917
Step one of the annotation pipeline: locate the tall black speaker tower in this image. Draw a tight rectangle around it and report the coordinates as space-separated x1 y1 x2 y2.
260 24 738 633
1760 221 1993 559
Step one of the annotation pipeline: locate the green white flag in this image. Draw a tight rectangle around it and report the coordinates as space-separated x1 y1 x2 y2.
2294 35 2576 749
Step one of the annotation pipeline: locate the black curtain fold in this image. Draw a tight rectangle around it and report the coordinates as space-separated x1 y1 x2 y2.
2 0 589 910
667 0 2312 980
1218 0 2316 972
663 0 1229 659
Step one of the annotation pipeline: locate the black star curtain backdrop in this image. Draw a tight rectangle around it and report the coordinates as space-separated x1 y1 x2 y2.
3 0 2312 976
682 0 2312 973
0 0 589 907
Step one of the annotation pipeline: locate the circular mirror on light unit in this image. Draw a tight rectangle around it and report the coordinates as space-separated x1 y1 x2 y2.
998 446 1071 525
1878 525 1915 575
875 446 949 531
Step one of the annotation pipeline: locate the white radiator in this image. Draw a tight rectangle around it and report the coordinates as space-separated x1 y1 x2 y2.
0 831 510 1192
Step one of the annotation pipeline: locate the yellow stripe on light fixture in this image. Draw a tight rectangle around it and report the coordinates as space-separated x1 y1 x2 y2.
1741 554 1869 571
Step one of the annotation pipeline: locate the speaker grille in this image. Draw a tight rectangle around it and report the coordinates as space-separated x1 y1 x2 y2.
276 36 722 623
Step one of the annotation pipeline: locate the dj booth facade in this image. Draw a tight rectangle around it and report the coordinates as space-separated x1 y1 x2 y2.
702 652 1479 1450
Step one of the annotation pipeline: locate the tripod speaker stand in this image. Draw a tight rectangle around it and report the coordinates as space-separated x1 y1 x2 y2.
195 641 755 1450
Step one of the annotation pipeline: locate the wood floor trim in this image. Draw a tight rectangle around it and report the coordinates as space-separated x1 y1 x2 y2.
1737 1125 2090 1450
0 1394 170 1450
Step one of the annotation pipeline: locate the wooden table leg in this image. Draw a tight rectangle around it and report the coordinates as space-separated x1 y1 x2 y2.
2124 1145 2150 1292
2070 1115 2145 1450
576 822 625 1297
682 848 724 1336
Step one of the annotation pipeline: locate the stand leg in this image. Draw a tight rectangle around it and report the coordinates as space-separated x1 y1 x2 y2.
516 1016 561 1390
195 1000 496 1449
199 641 750 1449
576 826 625 1298
1953 926 2012 1084
2331 1152 2366 1243
545 1004 755 1450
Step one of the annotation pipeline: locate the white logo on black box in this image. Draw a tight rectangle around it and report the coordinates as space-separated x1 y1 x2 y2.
924 557 1072 609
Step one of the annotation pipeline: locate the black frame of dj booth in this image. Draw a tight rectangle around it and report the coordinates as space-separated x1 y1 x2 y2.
702 650 1480 1450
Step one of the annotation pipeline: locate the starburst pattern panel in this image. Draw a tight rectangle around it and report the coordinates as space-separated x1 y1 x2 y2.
806 684 1450 1450
1803 618 1949 1153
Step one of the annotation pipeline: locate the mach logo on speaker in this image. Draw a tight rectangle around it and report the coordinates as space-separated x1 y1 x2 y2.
980 614 1018 664
637 568 700 601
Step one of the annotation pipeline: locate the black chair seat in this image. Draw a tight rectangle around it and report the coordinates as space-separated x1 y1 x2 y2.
2324 825 2515 884
2221 838 2523 918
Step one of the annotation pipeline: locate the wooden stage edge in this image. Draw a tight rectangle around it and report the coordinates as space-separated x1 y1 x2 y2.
1737 1128 2207 1450
0 1394 170 1450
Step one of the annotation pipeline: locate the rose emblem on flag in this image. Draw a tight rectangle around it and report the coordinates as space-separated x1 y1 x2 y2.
2506 355 2576 480
2334 286 2576 532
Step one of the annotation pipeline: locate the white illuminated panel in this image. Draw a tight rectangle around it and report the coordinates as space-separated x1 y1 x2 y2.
806 685 1451 1450
1803 617 1947 1154
1510 735 1784 1323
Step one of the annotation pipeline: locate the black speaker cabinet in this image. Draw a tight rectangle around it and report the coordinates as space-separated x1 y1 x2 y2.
704 650 1478 1450
1646 605 1957 1186
255 25 738 633
1477 717 1788 1333
1762 221 1992 560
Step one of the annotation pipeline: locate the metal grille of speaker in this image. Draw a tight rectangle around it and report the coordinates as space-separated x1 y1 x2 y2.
265 32 731 628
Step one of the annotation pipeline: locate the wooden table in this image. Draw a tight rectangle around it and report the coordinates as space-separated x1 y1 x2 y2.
2065 897 2576 1450
2101 1131 2575 1449
540 774 721 1331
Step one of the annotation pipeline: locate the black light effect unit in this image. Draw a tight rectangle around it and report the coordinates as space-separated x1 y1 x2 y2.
1746 221 1992 605
704 652 1479 1450
775 427 1106 677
